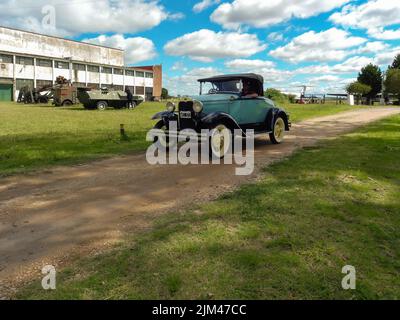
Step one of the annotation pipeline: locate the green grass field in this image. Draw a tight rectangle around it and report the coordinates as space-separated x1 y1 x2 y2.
0 101 365 176
16 114 400 300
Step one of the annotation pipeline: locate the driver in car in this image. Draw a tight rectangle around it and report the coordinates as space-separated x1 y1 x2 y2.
242 80 259 98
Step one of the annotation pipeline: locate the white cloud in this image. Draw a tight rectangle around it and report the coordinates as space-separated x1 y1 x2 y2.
165 67 220 96
374 47 400 66
225 59 275 69
164 29 267 62
211 0 350 30
269 28 366 63
267 32 284 42
0 0 171 36
193 0 221 13
330 0 400 40
83 34 157 65
309 75 341 83
296 56 374 74
170 61 187 72
354 41 389 54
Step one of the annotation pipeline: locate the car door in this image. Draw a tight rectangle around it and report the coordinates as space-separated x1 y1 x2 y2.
230 97 270 126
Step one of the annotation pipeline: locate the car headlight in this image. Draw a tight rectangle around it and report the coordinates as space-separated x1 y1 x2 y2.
166 102 176 112
193 100 203 113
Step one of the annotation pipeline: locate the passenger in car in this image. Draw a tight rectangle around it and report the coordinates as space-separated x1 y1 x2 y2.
242 80 259 98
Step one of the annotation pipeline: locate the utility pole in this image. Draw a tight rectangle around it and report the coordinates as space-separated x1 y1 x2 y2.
380 68 386 106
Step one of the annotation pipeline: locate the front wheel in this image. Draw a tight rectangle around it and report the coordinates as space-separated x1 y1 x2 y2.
209 123 232 159
96 101 108 111
153 120 177 150
269 116 286 144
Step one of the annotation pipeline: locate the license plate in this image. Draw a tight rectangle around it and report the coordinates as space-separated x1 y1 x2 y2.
180 111 192 119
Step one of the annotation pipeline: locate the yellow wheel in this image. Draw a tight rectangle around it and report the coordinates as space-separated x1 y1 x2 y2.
209 124 232 159
270 117 285 144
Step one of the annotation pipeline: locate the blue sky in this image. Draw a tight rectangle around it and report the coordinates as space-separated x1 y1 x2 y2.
1 0 400 96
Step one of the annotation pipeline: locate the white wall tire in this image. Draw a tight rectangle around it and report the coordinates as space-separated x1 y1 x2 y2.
270 117 285 144
209 124 232 159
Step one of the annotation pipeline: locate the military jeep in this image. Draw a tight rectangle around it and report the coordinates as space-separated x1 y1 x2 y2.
151 73 291 158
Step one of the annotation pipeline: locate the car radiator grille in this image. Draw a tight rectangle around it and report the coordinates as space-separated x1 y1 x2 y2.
178 101 196 130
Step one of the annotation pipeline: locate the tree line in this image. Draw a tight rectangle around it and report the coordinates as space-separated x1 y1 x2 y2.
346 54 400 105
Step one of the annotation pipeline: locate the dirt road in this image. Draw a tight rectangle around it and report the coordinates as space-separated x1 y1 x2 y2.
0 107 399 294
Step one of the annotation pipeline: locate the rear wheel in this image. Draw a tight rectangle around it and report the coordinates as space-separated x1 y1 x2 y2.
209 123 232 159
269 116 285 144
62 100 72 106
96 101 108 111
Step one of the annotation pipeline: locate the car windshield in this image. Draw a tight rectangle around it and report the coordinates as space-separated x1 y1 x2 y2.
201 80 242 95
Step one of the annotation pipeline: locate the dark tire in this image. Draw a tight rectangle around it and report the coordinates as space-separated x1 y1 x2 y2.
153 120 176 151
96 101 108 111
269 116 286 144
209 123 232 159
62 100 73 106
39 97 49 104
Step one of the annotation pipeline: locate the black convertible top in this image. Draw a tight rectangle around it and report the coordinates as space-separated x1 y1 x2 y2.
198 73 264 84
198 73 264 96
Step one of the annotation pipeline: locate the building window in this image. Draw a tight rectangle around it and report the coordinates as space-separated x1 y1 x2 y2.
55 61 69 69
145 73 153 79
145 87 153 94
16 79 34 90
73 63 85 71
36 80 53 88
73 82 86 87
125 86 134 93
37 59 52 67
0 54 13 64
136 71 144 78
102 67 112 74
114 68 123 75
112 85 124 91
125 70 135 77
135 86 145 95
16 56 34 66
87 65 100 73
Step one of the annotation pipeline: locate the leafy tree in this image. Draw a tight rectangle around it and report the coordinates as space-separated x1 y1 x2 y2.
346 81 371 105
390 54 400 69
357 64 382 104
161 88 169 100
264 88 288 103
384 68 400 101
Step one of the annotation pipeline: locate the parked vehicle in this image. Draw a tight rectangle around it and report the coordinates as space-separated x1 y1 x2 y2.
78 88 144 110
151 73 291 158
53 85 79 106
17 85 53 104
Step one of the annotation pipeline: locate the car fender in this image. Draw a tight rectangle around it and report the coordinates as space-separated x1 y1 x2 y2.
152 111 178 123
200 112 243 132
265 108 290 132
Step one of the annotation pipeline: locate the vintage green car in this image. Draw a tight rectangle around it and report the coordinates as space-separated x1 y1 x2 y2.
152 73 291 157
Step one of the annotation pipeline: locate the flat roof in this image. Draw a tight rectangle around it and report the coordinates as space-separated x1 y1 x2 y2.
0 25 124 52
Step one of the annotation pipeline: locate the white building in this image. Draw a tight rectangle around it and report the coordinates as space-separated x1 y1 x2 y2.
0 26 162 102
